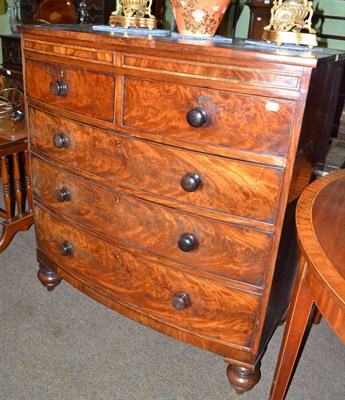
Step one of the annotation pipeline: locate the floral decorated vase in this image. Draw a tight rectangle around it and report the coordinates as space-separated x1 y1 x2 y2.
169 0 231 37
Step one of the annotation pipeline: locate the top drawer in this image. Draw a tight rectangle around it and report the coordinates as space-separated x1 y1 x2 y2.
24 58 116 122
122 77 296 158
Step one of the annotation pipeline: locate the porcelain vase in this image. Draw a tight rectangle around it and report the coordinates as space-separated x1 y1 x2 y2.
169 0 231 37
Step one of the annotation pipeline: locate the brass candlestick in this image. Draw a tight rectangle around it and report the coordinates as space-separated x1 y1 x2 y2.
262 0 317 48
109 0 157 30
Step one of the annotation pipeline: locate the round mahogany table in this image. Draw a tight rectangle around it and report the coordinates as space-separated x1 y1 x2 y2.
270 169 345 400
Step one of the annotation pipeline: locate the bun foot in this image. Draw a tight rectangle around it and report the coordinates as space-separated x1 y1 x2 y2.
37 262 61 291
226 363 261 394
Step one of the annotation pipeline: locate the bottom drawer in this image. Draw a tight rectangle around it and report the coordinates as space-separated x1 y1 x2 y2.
34 205 260 348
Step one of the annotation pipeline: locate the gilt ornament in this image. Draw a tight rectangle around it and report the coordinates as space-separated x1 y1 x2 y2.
262 0 317 48
109 0 157 30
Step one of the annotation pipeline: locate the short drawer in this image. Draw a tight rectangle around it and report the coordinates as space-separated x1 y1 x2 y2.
122 77 296 157
34 205 260 347
29 107 283 223
31 156 273 286
25 59 115 122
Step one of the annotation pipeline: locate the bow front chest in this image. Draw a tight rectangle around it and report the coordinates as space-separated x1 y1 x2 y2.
20 25 344 394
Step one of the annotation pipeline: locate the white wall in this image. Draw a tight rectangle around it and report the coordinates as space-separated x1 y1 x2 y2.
0 0 13 34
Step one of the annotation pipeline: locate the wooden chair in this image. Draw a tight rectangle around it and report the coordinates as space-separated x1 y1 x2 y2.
0 118 33 253
270 169 345 400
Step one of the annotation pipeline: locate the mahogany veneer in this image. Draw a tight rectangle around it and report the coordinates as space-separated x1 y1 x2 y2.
20 25 344 395
270 169 345 399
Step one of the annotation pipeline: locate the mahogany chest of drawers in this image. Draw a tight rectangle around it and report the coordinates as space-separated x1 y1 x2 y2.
20 25 344 394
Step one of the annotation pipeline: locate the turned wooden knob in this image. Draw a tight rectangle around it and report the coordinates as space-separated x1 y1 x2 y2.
180 173 201 192
58 241 73 256
172 292 190 310
186 107 208 127
55 187 71 202
178 233 198 252
50 80 67 97
53 133 70 148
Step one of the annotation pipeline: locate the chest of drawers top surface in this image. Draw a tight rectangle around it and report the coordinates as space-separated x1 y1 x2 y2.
19 24 341 66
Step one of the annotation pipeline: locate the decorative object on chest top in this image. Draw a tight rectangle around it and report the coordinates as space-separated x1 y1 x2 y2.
78 1 89 24
35 0 78 24
9 0 22 33
169 0 231 37
109 0 157 29
20 24 344 396
262 0 317 47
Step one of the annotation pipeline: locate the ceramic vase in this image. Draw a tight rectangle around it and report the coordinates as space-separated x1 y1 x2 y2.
169 0 231 37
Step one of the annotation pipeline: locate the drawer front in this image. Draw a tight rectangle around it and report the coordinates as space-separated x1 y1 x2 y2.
25 59 115 121
29 107 283 223
122 77 295 157
34 205 259 347
31 156 273 286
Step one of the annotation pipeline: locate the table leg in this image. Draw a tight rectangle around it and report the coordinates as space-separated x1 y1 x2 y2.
0 141 34 253
269 255 314 400
1 155 12 220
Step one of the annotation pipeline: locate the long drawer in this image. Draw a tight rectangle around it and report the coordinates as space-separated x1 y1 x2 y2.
31 155 273 286
34 205 260 348
25 58 116 122
122 77 296 157
29 107 283 223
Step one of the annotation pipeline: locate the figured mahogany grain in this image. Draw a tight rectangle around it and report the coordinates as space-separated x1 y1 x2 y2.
24 39 114 64
20 25 344 395
31 155 272 286
122 54 302 91
122 77 295 157
29 107 283 224
25 59 115 122
34 205 260 347
312 178 345 277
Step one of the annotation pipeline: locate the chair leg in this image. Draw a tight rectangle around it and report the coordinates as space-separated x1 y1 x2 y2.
269 255 314 400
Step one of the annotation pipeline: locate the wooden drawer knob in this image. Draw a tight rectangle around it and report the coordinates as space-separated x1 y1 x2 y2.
186 107 208 127
178 233 198 252
53 133 70 148
50 80 67 97
180 173 201 192
55 187 71 202
172 292 190 310
58 241 73 256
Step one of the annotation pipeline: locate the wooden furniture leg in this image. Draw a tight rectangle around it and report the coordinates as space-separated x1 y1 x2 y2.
226 362 261 394
37 261 62 292
271 170 345 399
0 138 34 253
269 255 314 400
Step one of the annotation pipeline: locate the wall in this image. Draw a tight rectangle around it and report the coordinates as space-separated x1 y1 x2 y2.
0 0 15 64
313 0 345 51
0 0 12 34
235 0 345 50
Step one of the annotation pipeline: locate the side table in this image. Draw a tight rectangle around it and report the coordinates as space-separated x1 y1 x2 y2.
0 118 33 253
270 169 345 399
